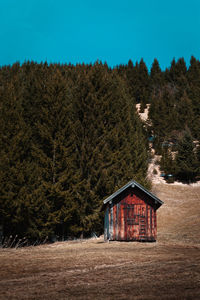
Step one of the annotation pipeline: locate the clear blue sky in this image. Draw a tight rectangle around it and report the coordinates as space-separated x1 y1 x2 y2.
0 0 199 70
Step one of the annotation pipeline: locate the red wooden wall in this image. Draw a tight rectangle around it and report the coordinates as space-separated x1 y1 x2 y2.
105 189 157 241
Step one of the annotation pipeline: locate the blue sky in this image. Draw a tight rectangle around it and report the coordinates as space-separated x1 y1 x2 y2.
0 0 199 70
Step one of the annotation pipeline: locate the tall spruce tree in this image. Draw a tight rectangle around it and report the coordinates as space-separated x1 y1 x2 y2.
175 130 198 182
28 66 79 238
70 62 149 235
150 58 163 97
187 56 200 139
0 75 37 238
138 59 150 110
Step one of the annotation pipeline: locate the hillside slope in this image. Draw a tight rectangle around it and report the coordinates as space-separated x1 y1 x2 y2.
153 183 200 244
0 183 200 300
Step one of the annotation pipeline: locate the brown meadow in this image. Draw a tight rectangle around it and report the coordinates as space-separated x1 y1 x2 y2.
0 184 200 299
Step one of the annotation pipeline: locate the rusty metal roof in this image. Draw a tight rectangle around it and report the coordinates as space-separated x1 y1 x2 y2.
102 180 163 209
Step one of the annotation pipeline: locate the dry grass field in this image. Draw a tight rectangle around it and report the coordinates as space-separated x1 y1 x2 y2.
0 184 200 300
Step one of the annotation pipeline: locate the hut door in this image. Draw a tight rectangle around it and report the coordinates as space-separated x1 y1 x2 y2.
125 204 139 240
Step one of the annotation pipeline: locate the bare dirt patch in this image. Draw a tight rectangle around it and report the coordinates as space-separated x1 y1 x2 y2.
136 103 150 122
0 184 200 300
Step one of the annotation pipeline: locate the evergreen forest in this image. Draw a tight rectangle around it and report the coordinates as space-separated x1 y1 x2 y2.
0 57 200 241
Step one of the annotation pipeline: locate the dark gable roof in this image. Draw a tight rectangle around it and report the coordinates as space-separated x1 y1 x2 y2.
102 180 163 210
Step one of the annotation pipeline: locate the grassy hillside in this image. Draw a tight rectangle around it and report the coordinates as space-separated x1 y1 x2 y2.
154 184 200 244
0 184 200 300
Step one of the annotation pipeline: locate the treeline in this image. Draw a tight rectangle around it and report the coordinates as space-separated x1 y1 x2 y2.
0 62 148 240
160 130 200 183
116 56 200 142
147 57 200 182
0 56 200 240
116 56 200 183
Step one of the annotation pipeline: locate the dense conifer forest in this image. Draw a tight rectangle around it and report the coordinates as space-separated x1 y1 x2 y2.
0 57 199 240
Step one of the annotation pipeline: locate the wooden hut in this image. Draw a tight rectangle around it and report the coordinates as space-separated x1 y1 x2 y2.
102 180 163 242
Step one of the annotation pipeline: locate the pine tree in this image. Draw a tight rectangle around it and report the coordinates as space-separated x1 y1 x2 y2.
169 58 187 84
125 59 136 100
175 130 198 182
196 145 200 178
160 146 177 182
149 86 179 153
177 91 194 129
27 65 79 238
150 58 163 96
0 76 36 238
187 56 200 139
138 59 150 109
